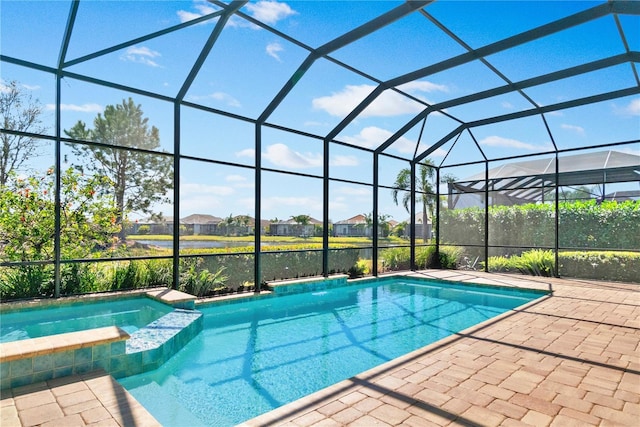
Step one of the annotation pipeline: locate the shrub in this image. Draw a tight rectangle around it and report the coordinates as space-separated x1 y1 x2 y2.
348 259 371 278
559 251 640 283
179 258 227 297
486 255 515 273
513 249 554 276
378 245 462 271
484 249 554 277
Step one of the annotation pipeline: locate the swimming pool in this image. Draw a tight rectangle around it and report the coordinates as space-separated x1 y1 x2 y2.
0 296 174 343
118 278 545 426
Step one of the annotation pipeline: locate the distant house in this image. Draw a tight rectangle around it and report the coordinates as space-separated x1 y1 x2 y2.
333 214 370 237
218 215 256 236
130 216 175 235
270 217 322 237
181 214 223 235
334 214 399 237
403 212 432 240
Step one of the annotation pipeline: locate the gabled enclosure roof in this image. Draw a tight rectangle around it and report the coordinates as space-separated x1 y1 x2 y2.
449 150 640 202
1 0 638 165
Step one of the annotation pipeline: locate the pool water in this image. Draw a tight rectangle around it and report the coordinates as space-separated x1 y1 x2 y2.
119 279 544 426
0 297 173 343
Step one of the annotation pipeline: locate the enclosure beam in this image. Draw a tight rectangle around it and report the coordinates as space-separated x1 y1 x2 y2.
177 1 247 101
172 103 181 289
379 53 637 155
373 154 379 276
332 2 617 146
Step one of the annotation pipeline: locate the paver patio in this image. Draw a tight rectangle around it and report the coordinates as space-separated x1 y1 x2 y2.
2 271 638 426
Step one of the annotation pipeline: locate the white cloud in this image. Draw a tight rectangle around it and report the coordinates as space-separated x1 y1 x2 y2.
209 92 241 108
330 155 358 167
560 123 585 136
261 196 323 218
177 1 219 23
341 126 447 157
182 182 234 196
266 42 284 61
226 174 254 188
501 101 514 109
245 1 297 25
177 10 203 22
0 81 40 92
120 46 161 67
613 98 640 116
188 92 241 108
179 182 235 213
263 143 322 168
46 103 103 113
236 148 255 159
341 126 394 149
334 186 371 197
238 146 354 167
226 174 247 183
313 81 447 118
398 80 449 94
479 135 543 151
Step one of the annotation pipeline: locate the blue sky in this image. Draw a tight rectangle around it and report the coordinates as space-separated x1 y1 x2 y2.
1 0 639 223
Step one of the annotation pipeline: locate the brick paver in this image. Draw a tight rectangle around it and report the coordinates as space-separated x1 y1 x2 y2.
2 272 639 426
0 371 160 427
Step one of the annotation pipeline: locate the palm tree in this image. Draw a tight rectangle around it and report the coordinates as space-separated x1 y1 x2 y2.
363 212 391 238
391 161 436 242
290 214 312 237
223 213 236 236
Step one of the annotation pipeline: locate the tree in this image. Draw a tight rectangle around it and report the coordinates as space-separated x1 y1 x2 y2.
64 98 173 241
0 80 47 186
392 161 436 242
362 212 391 238
222 213 236 236
290 214 312 237
0 167 119 262
290 214 311 225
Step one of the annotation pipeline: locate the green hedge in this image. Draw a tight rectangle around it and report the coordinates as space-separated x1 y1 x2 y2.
441 200 640 250
379 245 463 271
558 251 640 283
486 249 640 283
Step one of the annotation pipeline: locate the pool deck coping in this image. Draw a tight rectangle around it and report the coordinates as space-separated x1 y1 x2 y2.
2 271 639 426
0 327 130 364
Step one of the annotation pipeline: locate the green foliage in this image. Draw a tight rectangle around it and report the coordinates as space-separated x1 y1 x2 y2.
137 224 151 235
559 251 640 283
0 265 52 300
379 245 462 272
179 258 227 297
485 249 554 277
441 200 639 251
391 162 436 242
439 246 464 269
485 255 515 273
380 247 412 271
64 98 173 241
349 259 371 278
513 249 555 276
0 168 120 262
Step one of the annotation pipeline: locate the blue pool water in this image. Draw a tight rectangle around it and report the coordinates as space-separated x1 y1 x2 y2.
118 279 544 426
0 297 173 343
